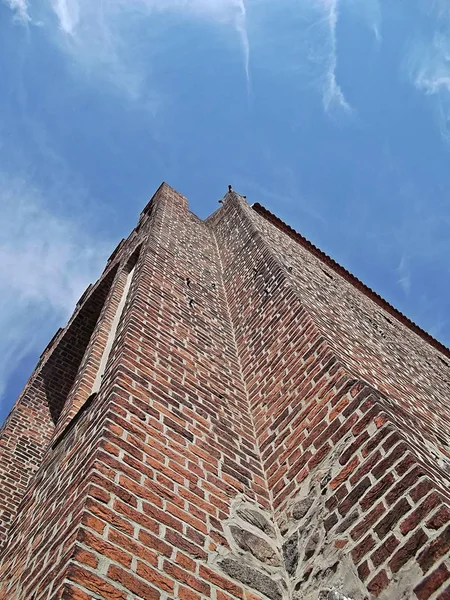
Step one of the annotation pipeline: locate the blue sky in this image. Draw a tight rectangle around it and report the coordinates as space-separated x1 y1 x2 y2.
1 0 450 424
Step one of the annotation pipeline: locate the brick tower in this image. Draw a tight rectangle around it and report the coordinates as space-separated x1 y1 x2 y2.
0 183 449 600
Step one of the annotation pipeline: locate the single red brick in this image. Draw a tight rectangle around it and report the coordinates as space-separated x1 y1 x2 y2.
371 534 400 568
351 502 385 541
427 506 450 530
374 415 388 429
367 569 389 597
382 432 402 452
136 562 175 593
175 552 196 573
360 472 395 511
71 544 98 570
418 526 450 573
61 583 95 600
414 563 450 600
400 493 441 535
396 453 416 476
216 591 236 600
389 529 428 573
178 585 202 600
351 534 376 564
375 498 411 540
336 484 349 502
330 456 360 490
411 480 434 503
338 477 371 516
357 560 370 581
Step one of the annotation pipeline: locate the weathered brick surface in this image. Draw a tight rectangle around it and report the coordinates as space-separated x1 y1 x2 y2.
0 184 449 600
0 263 118 549
211 192 450 599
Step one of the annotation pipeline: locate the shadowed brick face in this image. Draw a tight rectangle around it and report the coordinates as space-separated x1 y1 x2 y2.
0 183 449 600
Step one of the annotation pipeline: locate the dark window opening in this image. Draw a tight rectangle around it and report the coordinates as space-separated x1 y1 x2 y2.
321 268 334 280
42 266 118 425
438 356 449 368
381 313 394 326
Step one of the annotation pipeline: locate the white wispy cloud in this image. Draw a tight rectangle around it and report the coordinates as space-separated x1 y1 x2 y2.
407 5 450 141
410 34 450 97
42 0 251 100
0 172 111 406
2 0 30 22
397 256 411 295
320 0 351 114
51 0 79 34
320 0 381 113
3 0 381 115
345 0 381 42
421 0 450 20
285 0 352 116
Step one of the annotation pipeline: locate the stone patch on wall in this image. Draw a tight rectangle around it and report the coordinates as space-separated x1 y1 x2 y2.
281 468 366 600
213 491 363 600
214 497 287 600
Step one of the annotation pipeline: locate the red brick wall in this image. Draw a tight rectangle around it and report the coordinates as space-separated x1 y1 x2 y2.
0 184 268 599
0 263 117 549
250 204 450 463
0 184 449 600
210 192 450 599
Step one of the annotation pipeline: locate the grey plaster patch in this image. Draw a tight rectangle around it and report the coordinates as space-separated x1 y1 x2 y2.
292 497 314 521
230 526 280 566
318 589 355 600
220 558 283 600
304 530 320 561
278 513 289 536
282 533 299 576
335 510 359 535
236 507 277 538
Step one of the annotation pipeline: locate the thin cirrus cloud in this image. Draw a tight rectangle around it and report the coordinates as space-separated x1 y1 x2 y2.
3 0 384 115
407 3 450 140
3 0 250 101
45 0 251 101
3 0 29 21
397 256 411 296
0 171 111 406
250 0 381 116
409 34 450 140
321 0 352 114
320 0 381 113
